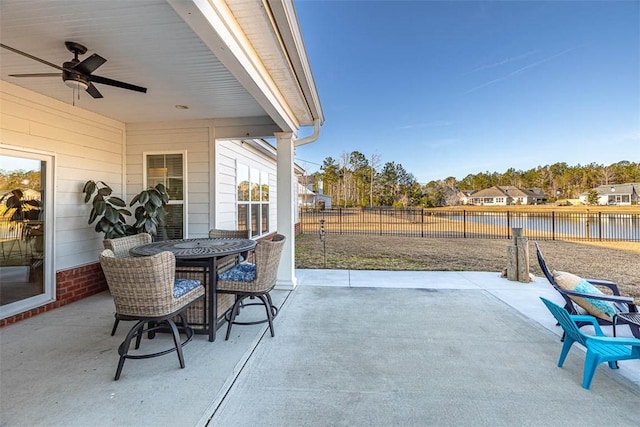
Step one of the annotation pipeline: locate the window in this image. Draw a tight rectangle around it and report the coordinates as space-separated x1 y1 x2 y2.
609 194 630 204
237 163 270 237
144 152 186 239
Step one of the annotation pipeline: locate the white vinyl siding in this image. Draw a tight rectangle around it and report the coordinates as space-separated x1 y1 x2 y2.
126 121 210 237
1 81 125 270
215 140 277 235
1 83 285 273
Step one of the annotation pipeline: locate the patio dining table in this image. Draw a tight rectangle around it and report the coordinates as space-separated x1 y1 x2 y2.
130 237 256 342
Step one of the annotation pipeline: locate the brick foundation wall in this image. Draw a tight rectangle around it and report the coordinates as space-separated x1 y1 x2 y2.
0 263 107 327
1 229 298 327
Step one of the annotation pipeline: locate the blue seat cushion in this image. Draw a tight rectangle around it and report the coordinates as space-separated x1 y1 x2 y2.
173 278 201 298
218 263 256 282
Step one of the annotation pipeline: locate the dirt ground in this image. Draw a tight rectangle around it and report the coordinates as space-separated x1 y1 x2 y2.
295 233 640 302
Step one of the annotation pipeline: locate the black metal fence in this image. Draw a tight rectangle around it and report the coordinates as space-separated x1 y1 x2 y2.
299 207 640 241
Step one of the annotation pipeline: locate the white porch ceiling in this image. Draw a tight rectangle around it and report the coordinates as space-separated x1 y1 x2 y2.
0 0 273 124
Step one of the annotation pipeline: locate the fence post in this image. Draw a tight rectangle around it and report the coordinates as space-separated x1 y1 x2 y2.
506 211 511 238
463 210 467 238
598 211 602 241
585 209 589 240
421 208 425 238
551 211 555 241
339 207 343 235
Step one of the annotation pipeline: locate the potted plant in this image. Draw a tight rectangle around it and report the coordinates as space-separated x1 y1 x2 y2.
83 180 170 240
130 183 170 238
83 181 133 239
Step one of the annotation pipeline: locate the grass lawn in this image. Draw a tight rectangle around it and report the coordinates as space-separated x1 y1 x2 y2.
295 233 640 303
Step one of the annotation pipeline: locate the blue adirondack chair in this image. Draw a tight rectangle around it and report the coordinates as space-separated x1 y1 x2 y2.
540 297 640 389
534 242 640 339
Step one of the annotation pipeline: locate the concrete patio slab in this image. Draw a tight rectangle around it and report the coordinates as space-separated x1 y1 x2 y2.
295 268 351 287
348 270 481 289
1 270 638 427
0 289 290 427
211 286 640 426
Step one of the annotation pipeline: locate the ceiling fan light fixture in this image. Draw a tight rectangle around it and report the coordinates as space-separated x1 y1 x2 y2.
62 67 90 91
64 79 89 91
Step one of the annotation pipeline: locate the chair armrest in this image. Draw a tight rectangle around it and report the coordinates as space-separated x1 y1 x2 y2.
570 314 600 326
587 335 640 347
560 289 633 304
584 278 620 295
570 314 606 336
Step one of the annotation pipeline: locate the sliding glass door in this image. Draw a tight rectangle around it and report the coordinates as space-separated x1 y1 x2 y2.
0 148 54 318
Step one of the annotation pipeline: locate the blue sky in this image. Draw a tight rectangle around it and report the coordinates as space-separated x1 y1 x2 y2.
293 0 640 183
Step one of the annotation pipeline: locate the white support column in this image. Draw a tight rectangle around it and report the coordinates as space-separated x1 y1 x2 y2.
275 131 297 290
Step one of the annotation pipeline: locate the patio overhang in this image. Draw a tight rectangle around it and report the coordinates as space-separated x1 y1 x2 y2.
0 0 323 130
0 0 324 321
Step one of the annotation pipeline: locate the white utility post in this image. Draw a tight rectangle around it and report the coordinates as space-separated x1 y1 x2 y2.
275 131 297 289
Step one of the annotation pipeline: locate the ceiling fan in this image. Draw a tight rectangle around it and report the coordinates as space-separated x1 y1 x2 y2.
0 41 147 99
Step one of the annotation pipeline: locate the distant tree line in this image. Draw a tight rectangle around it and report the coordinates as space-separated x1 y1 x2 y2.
0 170 41 193
306 152 640 208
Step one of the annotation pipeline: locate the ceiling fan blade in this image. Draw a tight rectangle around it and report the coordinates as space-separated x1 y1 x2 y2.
86 82 103 99
74 53 106 75
90 74 147 93
9 73 62 77
0 43 63 71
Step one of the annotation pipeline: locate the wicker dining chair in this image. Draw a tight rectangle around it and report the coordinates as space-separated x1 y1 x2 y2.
208 229 250 239
103 233 152 257
209 228 252 269
103 233 152 335
100 249 204 380
217 234 285 340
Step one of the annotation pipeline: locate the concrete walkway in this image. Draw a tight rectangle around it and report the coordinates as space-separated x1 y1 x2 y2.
1 270 638 426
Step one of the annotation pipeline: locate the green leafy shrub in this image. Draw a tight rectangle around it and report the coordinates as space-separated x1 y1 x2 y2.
83 180 170 239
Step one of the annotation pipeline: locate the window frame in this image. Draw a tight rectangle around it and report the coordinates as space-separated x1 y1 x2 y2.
143 151 188 238
236 162 271 238
0 147 55 319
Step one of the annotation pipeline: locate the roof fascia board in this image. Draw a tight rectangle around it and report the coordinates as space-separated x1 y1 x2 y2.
167 0 298 132
242 138 277 158
236 138 304 174
265 0 324 124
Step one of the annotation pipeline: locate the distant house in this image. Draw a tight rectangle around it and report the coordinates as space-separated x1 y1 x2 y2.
457 190 476 205
466 186 544 206
298 183 315 208
579 183 639 205
527 187 546 202
298 180 332 209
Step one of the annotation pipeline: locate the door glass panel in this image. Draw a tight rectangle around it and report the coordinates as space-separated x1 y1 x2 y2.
0 155 46 307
